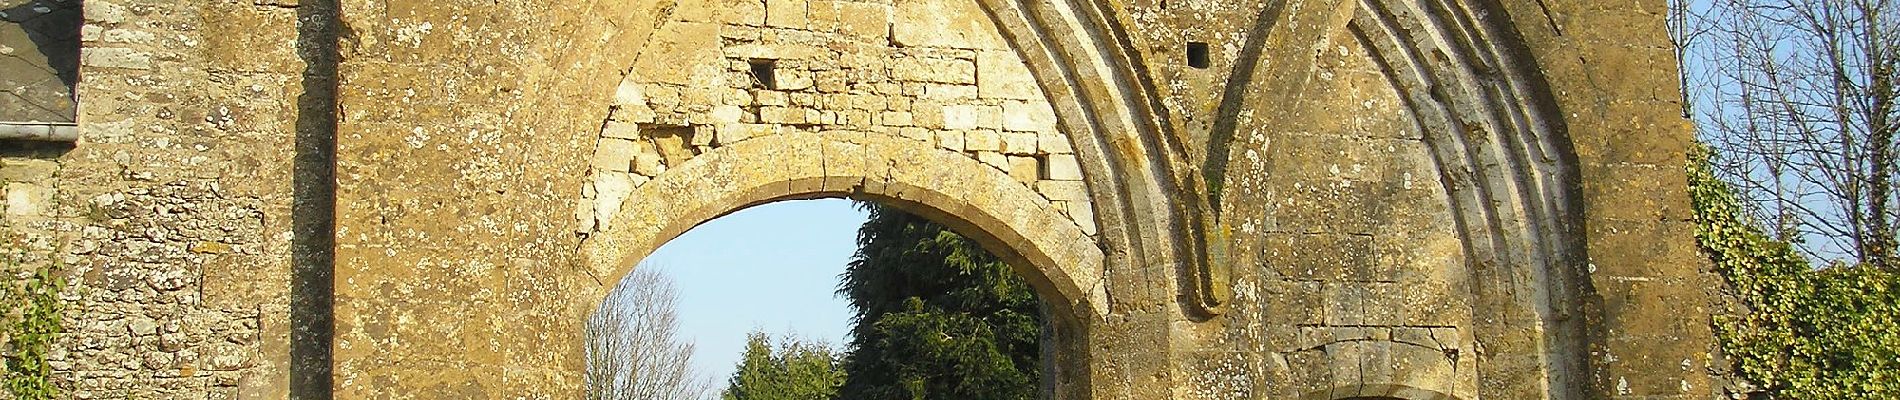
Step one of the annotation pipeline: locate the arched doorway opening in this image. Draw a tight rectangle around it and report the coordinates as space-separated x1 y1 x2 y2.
578 132 1106 398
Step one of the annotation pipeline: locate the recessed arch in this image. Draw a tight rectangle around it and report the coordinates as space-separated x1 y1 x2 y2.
1198 0 1590 398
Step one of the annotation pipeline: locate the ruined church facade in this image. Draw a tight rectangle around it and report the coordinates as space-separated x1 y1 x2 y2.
0 0 1713 398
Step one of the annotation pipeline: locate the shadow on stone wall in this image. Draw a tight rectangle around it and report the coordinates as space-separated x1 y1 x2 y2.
291 0 340 398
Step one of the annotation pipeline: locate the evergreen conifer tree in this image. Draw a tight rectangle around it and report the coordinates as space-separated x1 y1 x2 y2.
835 204 1043 400
721 332 846 400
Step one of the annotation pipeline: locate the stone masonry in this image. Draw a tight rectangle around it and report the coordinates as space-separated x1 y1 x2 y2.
0 0 1714 398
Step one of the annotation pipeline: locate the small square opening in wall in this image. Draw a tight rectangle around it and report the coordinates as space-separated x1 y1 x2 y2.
1186 42 1211 69
748 59 778 89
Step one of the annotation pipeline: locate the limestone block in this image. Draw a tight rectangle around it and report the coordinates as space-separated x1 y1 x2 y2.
936 130 965 151
851 94 886 110
1321 281 1463 326
632 142 666 177
976 105 1004 129
601 120 640 139
592 172 636 228
815 70 848 92
1264 233 1385 281
1004 101 1058 132
1000 131 1036 155
722 0 767 26
837 2 891 40
977 151 1008 170
710 105 746 124
592 138 636 172
875 82 902 95
613 103 659 123
893 57 975 84
723 88 753 104
630 22 723 87
1387 344 1457 395
0 159 58 182
942 104 978 130
724 43 827 61
647 85 683 106
1045 154 1082 180
790 92 817 107
682 87 723 105
1067 200 1097 235
965 130 1000 152
913 102 946 129
756 90 789 106
808 0 843 31
611 79 645 107
766 0 809 29
81 47 153 70
840 110 873 127
777 69 815 91
4 183 48 217
85 1 130 23
900 127 933 143
880 111 914 127
923 84 977 100
978 50 1042 100
691 126 716 146
1037 180 1088 202
650 128 700 168
887 96 913 111
573 199 596 234
1284 350 1332 394
1038 131 1072 154
892 0 1004 49
760 107 805 124
718 124 777 145
1007 156 1039 184
99 29 157 45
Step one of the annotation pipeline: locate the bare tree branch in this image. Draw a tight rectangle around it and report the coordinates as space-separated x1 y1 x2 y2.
586 265 716 400
1677 0 1900 269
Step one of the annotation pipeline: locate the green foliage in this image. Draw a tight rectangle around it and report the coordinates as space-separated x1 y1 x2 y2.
2 234 63 400
835 204 1042 400
721 332 846 400
1690 146 1900 398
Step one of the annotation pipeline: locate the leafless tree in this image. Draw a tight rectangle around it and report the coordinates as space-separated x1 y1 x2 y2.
586 265 715 400
1675 0 1900 269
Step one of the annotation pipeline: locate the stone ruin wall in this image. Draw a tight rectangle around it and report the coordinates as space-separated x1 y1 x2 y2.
0 0 1717 398
2 0 305 398
575 0 1099 238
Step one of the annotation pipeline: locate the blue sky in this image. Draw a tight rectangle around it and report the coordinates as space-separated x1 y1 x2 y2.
632 198 868 385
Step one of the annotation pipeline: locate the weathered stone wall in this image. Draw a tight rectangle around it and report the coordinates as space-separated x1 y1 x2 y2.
574 0 1094 239
1138 0 1713 398
2 0 1715 398
1 0 309 397
325 0 668 395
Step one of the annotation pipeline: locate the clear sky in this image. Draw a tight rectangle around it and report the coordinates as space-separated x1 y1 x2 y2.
632 198 868 386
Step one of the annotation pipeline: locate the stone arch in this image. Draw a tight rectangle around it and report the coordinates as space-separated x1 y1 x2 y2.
1338 0 1589 398
1191 0 1591 398
578 132 1108 321
987 0 1595 395
570 0 1596 397
569 0 1120 321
